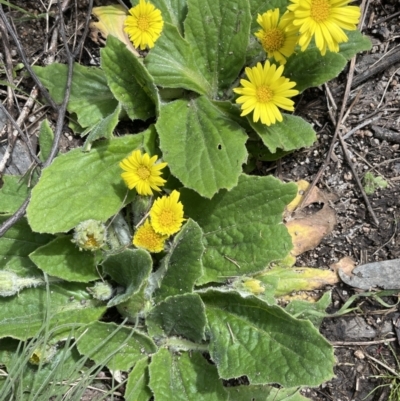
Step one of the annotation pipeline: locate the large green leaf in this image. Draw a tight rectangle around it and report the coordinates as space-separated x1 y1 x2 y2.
125 357 152 401
76 321 156 371
26 133 146 234
147 293 206 342
33 63 118 128
0 176 30 214
284 49 347 93
154 219 204 302
151 0 187 35
145 22 211 95
101 35 157 120
181 174 297 284
339 30 372 60
202 290 335 387
0 216 52 274
184 0 250 95
250 113 316 153
149 348 228 401
29 236 98 283
0 282 106 340
156 96 247 198
102 249 153 307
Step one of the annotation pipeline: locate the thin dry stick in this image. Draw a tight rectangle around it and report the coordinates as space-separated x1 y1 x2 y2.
331 337 397 346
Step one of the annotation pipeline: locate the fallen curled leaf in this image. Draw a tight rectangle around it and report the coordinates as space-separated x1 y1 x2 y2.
90 5 139 56
286 205 336 256
339 259 400 290
286 180 310 212
330 256 356 277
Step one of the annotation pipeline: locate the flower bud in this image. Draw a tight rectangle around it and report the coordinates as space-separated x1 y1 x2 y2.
242 278 265 295
72 220 107 251
29 344 57 365
87 281 113 301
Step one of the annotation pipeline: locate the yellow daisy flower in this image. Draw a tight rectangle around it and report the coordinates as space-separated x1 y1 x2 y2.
288 0 361 55
124 0 164 50
133 219 167 253
150 190 185 236
120 150 168 196
233 61 299 126
255 9 298 65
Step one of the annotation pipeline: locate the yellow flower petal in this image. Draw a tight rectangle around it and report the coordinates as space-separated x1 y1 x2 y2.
120 149 168 195
124 0 164 50
133 219 167 253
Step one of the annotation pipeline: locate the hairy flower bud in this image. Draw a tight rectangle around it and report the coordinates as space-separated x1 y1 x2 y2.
87 281 114 301
72 220 107 251
242 278 265 295
29 344 57 365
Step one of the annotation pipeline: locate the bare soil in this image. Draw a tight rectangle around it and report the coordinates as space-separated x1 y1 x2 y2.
1 1 400 400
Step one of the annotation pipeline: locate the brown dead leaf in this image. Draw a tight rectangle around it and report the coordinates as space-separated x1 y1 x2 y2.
330 256 356 277
286 205 336 256
90 5 139 56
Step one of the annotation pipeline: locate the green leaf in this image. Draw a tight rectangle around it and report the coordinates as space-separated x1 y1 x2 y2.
339 30 372 60
0 216 52 274
154 219 204 302
33 63 118 128
125 357 152 401
76 321 156 371
151 0 187 35
101 36 157 120
38 119 54 162
147 293 206 342
102 249 153 307
149 348 228 401
181 174 297 284
156 96 247 198
184 0 251 95
0 282 106 340
201 290 335 387
0 175 30 214
249 113 317 153
29 236 98 283
145 22 211 95
226 385 309 401
284 49 347 93
285 291 331 328
26 133 146 234
82 103 121 151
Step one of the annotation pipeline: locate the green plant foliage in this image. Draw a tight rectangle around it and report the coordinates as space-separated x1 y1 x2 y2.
102 248 153 306
76 321 157 371
1 0 372 396
0 282 106 340
250 114 317 153
226 385 309 401
184 0 250 95
364 171 388 195
38 119 54 162
125 357 152 401
153 219 204 302
149 348 228 401
284 49 348 93
202 290 334 386
27 134 146 233
145 22 212 95
0 176 30 214
33 63 118 128
0 216 52 273
101 35 158 119
156 96 247 198
29 236 99 283
181 175 297 283
147 293 206 342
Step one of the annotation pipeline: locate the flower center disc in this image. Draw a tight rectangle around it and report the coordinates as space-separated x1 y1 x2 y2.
159 209 175 227
137 166 151 179
256 86 274 103
137 16 150 31
261 28 285 52
310 0 331 22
